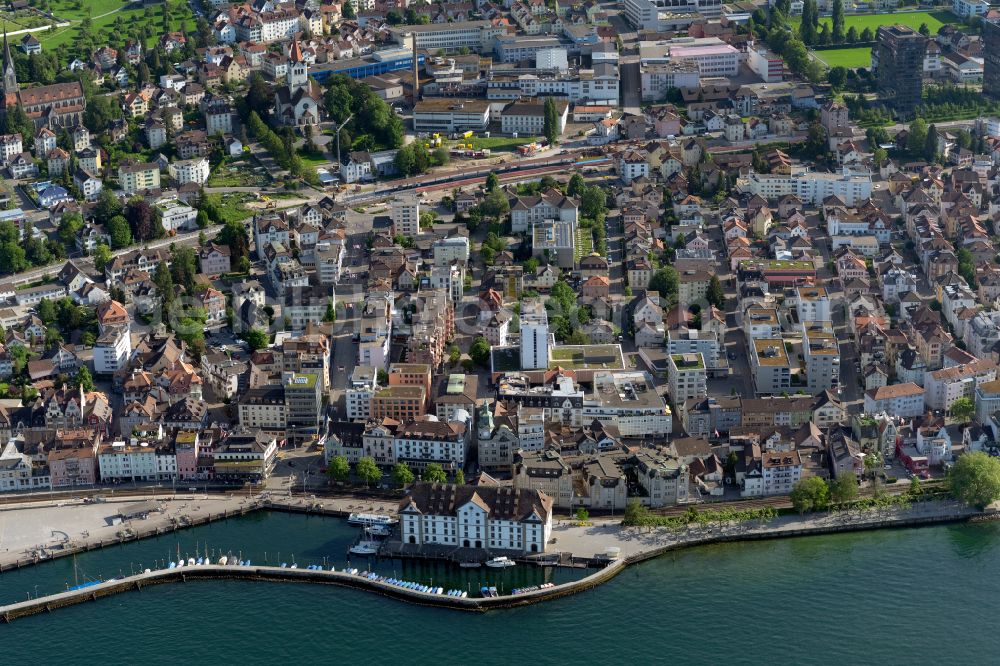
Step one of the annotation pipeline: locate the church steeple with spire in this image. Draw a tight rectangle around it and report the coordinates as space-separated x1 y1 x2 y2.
2 29 17 96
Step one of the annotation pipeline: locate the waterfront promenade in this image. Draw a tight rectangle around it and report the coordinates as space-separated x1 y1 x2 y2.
0 497 984 620
0 493 397 571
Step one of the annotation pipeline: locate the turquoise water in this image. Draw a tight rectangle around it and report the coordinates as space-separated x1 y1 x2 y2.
4 515 1000 664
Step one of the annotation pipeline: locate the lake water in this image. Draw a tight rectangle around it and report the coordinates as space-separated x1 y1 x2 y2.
3 512 1000 665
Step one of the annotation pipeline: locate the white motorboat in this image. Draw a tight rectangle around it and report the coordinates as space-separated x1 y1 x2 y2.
366 524 393 537
348 513 398 527
349 541 380 556
485 556 515 569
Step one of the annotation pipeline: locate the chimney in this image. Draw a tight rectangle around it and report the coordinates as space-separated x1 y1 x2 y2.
411 34 419 102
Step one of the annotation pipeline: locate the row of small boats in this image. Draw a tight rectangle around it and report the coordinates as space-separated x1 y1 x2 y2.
167 557 252 568
352 570 469 597
511 583 556 595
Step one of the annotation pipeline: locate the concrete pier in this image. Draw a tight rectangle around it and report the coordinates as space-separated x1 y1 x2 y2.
0 499 985 622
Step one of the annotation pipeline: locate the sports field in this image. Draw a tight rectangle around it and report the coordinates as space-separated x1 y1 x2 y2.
813 46 872 68
791 10 959 34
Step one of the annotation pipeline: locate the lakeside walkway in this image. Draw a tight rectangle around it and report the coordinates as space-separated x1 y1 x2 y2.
0 497 984 620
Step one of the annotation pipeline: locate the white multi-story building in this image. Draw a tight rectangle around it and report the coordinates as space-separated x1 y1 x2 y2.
501 98 568 137
923 359 998 411
399 482 553 553
510 190 578 234
581 370 673 436
169 156 210 185
623 0 721 30
489 67 621 104
750 338 792 395
391 194 420 238
640 61 700 101
668 353 707 405
738 167 873 206
93 325 131 375
393 416 470 474
157 199 198 232
390 21 504 54
761 449 802 496
748 47 784 83
346 367 378 421
802 323 840 393
98 441 173 482
795 286 831 322
864 382 925 417
432 236 470 266
953 0 989 18
520 300 550 370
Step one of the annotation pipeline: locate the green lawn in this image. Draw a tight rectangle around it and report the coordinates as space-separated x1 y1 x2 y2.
40 0 195 50
814 46 873 68
203 193 255 225
792 9 959 33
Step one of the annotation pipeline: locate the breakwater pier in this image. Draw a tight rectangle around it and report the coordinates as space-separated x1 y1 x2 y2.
0 498 983 622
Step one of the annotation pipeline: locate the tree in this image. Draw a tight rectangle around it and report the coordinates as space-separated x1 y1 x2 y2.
827 66 848 90
454 469 465 485
126 199 163 242
523 257 540 274
924 123 939 163
567 173 586 197
327 455 350 483
424 462 447 483
791 476 830 513
245 72 271 120
323 300 336 323
391 462 414 488
218 218 250 259
706 275 725 309
950 451 1000 508
575 507 590 523
649 266 679 303
831 0 844 42
1 104 33 149
469 336 491 367
57 212 85 245
479 190 509 221
93 244 112 271
37 298 57 325
918 22 930 36
907 118 928 156
950 397 975 425
355 456 381 487
94 189 124 225
828 473 858 507
909 476 922 497
485 171 499 193
73 365 94 392
845 26 858 43
859 27 874 42
580 185 607 219
241 327 270 351
107 215 132 249
342 0 355 19
543 96 560 144
448 345 461 365
622 498 652 526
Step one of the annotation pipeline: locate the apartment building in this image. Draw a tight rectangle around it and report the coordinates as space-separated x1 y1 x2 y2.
668 353 708 405
750 338 792 395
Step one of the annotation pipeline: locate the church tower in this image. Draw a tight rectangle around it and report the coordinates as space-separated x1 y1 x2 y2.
2 30 17 98
287 38 308 89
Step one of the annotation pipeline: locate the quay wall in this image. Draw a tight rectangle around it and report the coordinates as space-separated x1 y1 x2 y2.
0 502 983 622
